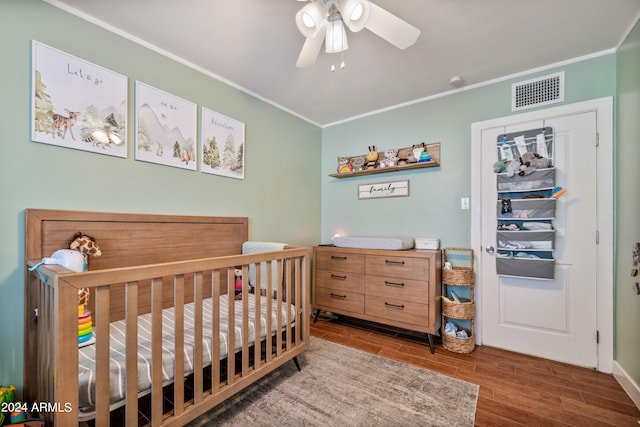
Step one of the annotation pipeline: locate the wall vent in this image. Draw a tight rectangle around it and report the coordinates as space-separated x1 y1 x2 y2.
512 72 564 111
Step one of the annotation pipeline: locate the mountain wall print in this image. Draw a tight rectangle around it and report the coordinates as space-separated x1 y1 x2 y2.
135 81 197 170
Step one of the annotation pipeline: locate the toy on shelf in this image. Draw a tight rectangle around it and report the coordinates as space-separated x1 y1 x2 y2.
412 142 426 162
366 146 379 169
337 156 352 174
330 142 441 178
380 148 398 168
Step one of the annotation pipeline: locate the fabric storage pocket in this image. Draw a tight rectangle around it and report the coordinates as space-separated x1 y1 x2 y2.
496 252 554 279
498 198 555 219
497 230 554 250
496 168 555 192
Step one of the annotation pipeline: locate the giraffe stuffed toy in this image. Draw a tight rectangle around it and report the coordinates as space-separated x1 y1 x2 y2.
69 232 102 271
69 232 102 313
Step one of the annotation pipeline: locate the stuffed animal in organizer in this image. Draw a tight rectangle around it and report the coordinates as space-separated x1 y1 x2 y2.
366 146 379 169
493 160 507 173
501 199 513 215
518 152 550 176
505 158 522 177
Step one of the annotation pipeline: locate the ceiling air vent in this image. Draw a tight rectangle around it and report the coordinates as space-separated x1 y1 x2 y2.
512 72 564 111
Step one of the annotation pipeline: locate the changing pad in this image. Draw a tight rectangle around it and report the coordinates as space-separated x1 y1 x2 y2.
331 236 414 250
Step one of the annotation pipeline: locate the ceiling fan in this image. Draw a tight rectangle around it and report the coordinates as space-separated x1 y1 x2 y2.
295 0 421 68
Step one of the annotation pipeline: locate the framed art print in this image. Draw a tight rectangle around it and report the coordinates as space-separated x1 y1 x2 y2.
201 107 245 179
135 81 197 171
358 180 410 199
31 40 128 157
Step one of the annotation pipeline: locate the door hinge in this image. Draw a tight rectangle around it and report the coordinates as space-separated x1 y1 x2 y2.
596 230 600 244
596 330 600 344
596 132 600 147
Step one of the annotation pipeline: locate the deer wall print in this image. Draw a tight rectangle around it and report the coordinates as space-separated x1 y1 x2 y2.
52 109 80 140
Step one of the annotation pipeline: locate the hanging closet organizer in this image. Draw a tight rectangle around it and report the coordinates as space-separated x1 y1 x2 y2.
495 127 556 280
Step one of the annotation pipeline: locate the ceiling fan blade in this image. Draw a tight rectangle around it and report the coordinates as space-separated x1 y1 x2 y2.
296 22 327 68
365 2 420 49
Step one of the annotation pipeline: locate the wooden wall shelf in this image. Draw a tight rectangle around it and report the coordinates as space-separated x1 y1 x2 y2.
329 142 441 179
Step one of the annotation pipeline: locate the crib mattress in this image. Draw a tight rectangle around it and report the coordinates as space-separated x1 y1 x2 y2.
331 236 415 250
77 294 295 419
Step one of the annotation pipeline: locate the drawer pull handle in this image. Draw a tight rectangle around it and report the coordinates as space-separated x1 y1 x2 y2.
384 280 405 288
330 293 347 300
331 274 347 280
331 256 347 260
385 302 405 310
385 260 405 266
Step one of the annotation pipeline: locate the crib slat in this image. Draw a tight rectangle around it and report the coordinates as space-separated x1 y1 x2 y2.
276 260 283 357
296 257 304 344
151 278 163 426
95 285 111 426
125 282 139 427
54 281 79 427
241 265 249 377
254 263 263 369
226 268 236 386
211 269 221 394
173 274 185 416
285 259 292 351
193 271 204 404
265 264 273 364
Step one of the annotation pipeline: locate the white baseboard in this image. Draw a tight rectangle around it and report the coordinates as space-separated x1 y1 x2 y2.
613 360 640 409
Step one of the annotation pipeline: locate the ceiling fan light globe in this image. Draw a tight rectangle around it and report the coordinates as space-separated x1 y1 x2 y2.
339 0 370 32
302 12 315 28
296 2 328 38
325 19 348 53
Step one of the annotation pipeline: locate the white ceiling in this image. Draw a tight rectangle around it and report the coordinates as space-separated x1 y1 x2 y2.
47 0 640 127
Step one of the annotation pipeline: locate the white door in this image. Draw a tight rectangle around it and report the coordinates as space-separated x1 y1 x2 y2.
471 98 613 371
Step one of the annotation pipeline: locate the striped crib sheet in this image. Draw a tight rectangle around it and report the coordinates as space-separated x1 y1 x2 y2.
77 294 295 419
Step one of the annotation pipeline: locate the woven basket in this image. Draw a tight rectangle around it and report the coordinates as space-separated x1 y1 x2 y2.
442 297 475 319
442 329 475 354
442 248 475 286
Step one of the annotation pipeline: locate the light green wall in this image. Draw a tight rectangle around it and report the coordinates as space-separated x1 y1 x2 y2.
321 55 616 246
0 0 321 390
616 21 640 389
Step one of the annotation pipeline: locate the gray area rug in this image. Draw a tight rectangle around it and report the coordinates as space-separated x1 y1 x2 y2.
187 337 478 426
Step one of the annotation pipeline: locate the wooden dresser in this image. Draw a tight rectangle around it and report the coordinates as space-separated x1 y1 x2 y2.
312 245 441 352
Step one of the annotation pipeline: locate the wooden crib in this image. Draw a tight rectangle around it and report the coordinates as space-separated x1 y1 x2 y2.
24 209 310 426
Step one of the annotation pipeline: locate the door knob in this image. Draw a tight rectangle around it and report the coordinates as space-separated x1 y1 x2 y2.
485 245 495 254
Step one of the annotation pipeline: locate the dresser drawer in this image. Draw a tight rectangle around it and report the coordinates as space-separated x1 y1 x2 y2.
365 275 428 304
316 251 365 274
366 254 429 280
365 295 428 326
314 287 364 315
315 269 365 293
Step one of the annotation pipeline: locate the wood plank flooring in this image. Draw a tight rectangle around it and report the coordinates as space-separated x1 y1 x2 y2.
310 314 640 426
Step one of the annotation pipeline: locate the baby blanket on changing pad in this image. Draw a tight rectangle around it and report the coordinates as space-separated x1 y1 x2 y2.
331 236 415 250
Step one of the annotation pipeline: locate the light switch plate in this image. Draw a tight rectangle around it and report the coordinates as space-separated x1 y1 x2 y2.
461 197 470 210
